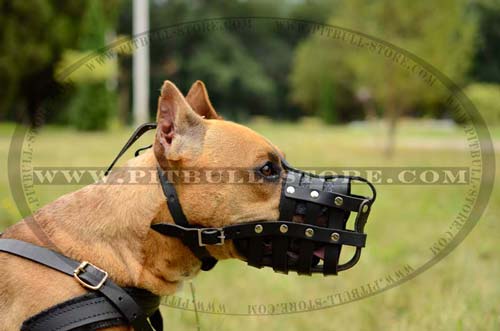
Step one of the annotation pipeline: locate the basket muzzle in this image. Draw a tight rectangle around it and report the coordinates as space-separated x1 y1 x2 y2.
233 159 376 275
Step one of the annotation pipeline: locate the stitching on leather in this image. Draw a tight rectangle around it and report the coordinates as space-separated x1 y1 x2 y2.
30 298 104 327
52 311 118 331
30 297 108 328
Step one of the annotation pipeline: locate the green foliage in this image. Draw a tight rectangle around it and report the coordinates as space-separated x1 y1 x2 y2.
64 0 120 130
465 83 500 125
185 30 276 120
67 82 115 131
290 33 360 122
132 0 336 121
318 77 337 124
290 0 478 123
0 1 84 122
470 0 500 83
0 0 121 128
56 50 118 84
1 0 499 127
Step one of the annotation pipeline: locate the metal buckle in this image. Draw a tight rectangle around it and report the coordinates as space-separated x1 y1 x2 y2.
73 261 109 290
197 228 225 246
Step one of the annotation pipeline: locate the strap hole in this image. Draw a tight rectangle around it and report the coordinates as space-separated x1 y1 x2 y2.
118 296 123 301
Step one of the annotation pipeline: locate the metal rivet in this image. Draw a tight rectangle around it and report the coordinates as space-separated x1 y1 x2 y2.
331 232 340 242
279 224 288 233
362 204 369 213
305 228 314 238
254 224 263 234
286 186 295 194
310 190 319 198
334 196 344 206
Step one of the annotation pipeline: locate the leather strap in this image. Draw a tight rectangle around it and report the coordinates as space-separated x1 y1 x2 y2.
21 291 163 331
151 221 366 248
323 178 350 275
21 294 126 331
0 239 158 331
149 310 164 331
157 166 218 271
103 121 218 271
297 176 323 275
104 122 157 176
273 171 302 273
283 185 365 212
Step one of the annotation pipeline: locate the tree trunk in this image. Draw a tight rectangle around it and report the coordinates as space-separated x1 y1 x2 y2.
118 70 130 126
384 93 399 158
364 100 377 122
385 111 397 158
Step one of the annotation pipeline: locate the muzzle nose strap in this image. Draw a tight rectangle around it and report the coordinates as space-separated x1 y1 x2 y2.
273 171 302 274
297 176 324 275
323 177 350 275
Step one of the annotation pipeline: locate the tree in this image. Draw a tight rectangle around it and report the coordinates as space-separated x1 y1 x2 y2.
64 0 120 131
290 0 478 156
0 0 122 127
0 1 84 124
464 83 500 125
117 0 335 122
470 0 500 84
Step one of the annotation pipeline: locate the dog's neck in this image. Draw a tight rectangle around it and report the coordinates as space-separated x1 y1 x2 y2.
11 150 200 295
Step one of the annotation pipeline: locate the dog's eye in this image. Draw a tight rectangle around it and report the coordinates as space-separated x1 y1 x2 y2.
259 161 277 177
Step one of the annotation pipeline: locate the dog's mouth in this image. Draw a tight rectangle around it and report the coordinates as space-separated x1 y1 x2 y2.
233 236 327 269
268 237 326 262
233 210 334 270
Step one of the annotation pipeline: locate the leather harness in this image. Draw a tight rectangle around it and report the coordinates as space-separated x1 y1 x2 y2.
0 238 163 331
0 122 376 330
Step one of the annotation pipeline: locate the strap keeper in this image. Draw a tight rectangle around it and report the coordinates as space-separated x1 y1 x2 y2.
73 261 109 291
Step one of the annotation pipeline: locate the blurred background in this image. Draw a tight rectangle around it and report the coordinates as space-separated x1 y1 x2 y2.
1 0 499 131
1 0 499 330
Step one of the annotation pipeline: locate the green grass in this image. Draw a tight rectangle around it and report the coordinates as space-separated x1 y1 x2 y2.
0 120 498 331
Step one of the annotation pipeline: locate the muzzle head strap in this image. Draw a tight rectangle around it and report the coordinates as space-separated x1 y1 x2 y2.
157 166 218 271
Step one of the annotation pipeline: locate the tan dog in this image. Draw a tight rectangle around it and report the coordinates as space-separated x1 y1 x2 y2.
0 81 285 330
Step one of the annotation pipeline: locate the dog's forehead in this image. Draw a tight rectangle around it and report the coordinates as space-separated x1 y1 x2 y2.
204 120 284 159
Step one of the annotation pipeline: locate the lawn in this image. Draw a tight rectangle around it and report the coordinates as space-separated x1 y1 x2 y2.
0 119 498 331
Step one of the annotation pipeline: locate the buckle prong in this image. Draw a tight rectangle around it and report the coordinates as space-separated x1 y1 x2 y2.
73 261 109 290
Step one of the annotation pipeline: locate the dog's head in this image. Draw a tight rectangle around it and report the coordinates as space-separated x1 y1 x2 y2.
149 80 375 280
152 80 283 258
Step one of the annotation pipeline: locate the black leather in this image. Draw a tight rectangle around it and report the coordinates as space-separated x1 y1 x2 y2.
283 184 365 211
21 293 125 331
104 122 157 176
323 178 350 275
0 239 161 331
157 166 218 271
297 176 324 275
151 221 367 247
21 289 164 331
272 170 301 274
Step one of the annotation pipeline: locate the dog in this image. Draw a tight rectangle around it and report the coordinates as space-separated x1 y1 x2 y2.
0 80 285 330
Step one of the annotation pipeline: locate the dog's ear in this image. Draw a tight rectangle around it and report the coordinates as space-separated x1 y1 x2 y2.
154 81 205 166
186 80 221 120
